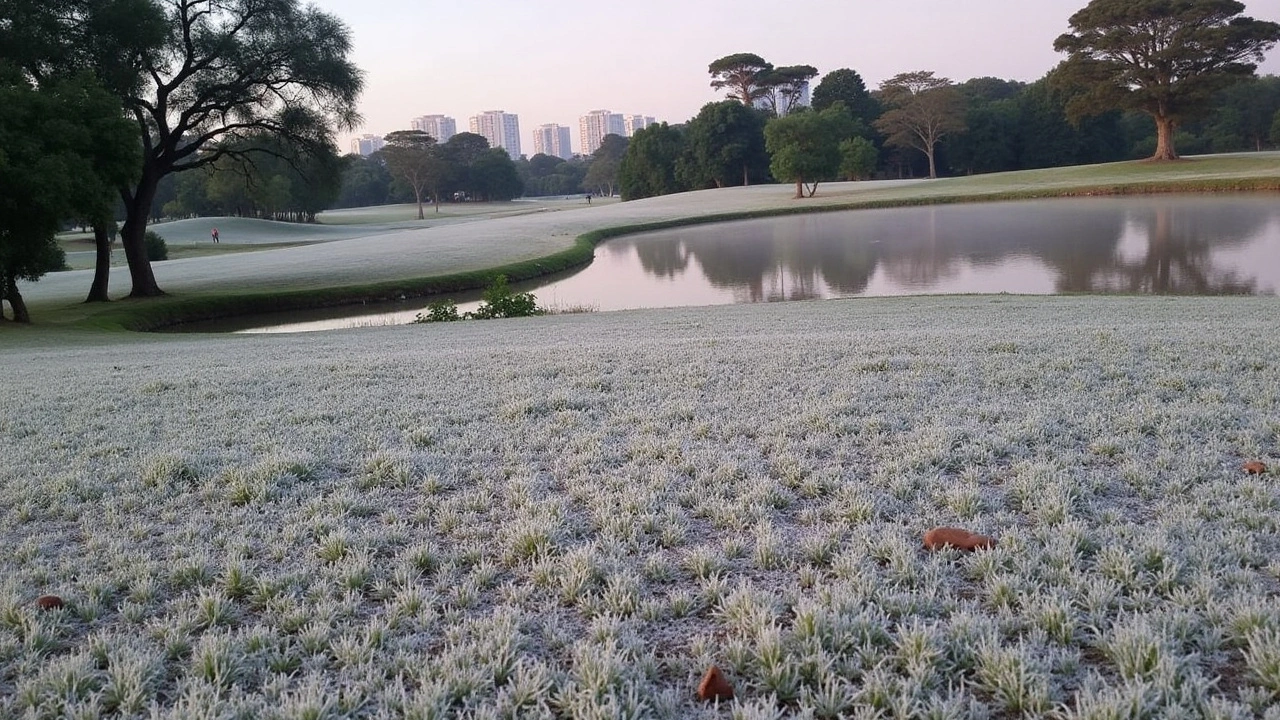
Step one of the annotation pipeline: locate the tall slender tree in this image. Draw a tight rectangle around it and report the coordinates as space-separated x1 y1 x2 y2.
1054 0 1280 161
874 71 967 179
381 131 446 218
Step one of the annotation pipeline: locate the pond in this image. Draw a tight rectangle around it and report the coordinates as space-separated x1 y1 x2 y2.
208 194 1280 333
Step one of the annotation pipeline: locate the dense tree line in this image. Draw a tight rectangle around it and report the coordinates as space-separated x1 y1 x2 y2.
617 15 1280 203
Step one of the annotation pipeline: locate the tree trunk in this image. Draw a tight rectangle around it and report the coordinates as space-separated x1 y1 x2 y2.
794 179 804 200
742 163 749 187
1152 114 1180 161
85 221 114 303
3 273 30 323
414 187 424 220
120 171 165 297
926 146 938 179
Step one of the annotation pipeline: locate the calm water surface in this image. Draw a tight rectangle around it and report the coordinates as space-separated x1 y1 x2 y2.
215 195 1280 333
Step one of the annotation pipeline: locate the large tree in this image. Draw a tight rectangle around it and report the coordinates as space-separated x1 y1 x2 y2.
1054 0 1280 161
583 134 629 197
105 0 363 297
764 105 856 199
619 123 687 200
381 131 446 218
708 53 774 106
678 100 770 188
812 68 881 128
874 71 967 179
0 69 137 321
1 0 164 302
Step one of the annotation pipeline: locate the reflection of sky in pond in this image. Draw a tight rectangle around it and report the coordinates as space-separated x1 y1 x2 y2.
229 194 1280 333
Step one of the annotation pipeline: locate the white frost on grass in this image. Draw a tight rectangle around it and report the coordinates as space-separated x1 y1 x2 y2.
2 295 1279 717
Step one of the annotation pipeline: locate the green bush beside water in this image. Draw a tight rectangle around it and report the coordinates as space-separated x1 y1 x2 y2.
414 275 543 323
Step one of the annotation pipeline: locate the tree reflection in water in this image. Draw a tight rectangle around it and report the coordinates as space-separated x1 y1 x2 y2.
622 195 1276 301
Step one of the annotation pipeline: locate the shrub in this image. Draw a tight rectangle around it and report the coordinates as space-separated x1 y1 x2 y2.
414 299 462 323
412 276 544 324
471 275 542 319
144 230 168 261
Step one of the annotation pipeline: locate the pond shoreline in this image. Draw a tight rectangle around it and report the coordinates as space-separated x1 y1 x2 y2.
14 157 1280 334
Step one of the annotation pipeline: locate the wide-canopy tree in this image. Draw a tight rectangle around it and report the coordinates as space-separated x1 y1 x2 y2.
1054 0 1280 161
381 130 446 218
764 105 856 199
874 71 967 179
765 65 819 116
708 53 775 106
97 0 363 297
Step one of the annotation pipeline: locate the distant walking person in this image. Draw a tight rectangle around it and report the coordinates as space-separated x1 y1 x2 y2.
211 227 220 243
585 195 591 205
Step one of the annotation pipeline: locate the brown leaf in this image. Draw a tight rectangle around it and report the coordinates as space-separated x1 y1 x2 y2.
697 665 734 701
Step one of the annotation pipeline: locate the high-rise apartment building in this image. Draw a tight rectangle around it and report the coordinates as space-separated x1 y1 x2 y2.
350 134 385 156
468 110 522 157
579 110 626 156
409 115 456 143
533 124 574 160
623 115 657 137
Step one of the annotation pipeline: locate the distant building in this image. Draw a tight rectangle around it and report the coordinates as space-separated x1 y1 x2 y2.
533 124 574 160
409 114 456 143
468 110 522 157
579 110 626 156
350 134 385 156
623 115 657 136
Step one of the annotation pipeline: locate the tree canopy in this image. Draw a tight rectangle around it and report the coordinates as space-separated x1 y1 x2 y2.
0 69 137 321
96 0 363 297
381 131 445 218
874 71 967 179
708 53 775 106
678 101 770 189
812 68 880 127
1054 0 1280 160
764 105 857 199
619 123 686 200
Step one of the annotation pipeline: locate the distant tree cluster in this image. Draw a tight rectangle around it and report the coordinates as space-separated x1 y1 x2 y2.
331 132 540 211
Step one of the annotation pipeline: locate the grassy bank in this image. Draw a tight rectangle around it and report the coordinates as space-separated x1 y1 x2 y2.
11 153 1280 333
2 296 1279 717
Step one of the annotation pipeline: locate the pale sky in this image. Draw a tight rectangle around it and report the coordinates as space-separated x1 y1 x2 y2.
310 0 1280 156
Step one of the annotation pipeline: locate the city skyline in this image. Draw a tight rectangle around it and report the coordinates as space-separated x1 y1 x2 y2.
309 0 1280 157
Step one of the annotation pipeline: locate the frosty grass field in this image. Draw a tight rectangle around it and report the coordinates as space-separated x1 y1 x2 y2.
3 159 1280 718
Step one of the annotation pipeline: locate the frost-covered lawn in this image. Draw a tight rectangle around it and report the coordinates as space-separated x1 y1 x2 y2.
3 296 1279 718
